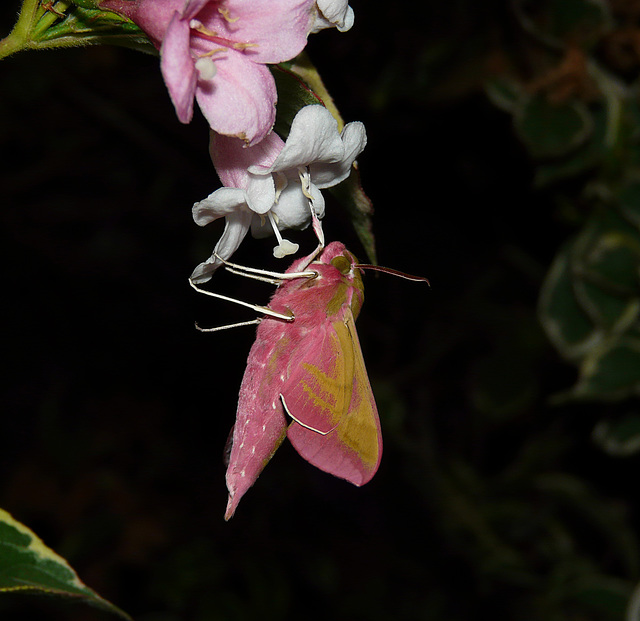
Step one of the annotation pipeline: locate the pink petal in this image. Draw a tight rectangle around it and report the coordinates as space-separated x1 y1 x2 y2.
209 131 283 188
160 11 197 123
102 0 183 45
196 0 315 64
195 51 276 145
182 0 210 20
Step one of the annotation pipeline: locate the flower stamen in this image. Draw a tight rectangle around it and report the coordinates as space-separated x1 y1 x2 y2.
218 7 239 23
195 56 217 80
298 167 314 200
268 212 299 259
274 172 288 203
231 41 258 51
190 19 217 36
190 19 257 51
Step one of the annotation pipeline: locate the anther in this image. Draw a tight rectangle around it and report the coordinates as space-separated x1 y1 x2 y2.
268 212 299 259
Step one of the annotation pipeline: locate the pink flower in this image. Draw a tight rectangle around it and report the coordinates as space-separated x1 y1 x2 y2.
102 0 316 145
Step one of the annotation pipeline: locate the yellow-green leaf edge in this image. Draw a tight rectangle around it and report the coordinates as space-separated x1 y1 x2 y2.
0 507 132 620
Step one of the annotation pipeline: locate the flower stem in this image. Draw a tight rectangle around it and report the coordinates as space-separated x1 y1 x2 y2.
32 1 71 38
0 0 41 60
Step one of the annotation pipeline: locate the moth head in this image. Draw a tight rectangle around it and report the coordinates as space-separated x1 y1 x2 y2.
330 251 364 318
330 252 356 275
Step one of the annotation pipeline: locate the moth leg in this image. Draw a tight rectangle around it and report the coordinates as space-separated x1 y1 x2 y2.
223 266 282 286
214 253 317 282
188 278 294 322
195 319 262 333
280 395 338 435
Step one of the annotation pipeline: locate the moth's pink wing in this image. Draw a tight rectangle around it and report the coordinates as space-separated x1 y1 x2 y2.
285 311 382 486
224 321 291 520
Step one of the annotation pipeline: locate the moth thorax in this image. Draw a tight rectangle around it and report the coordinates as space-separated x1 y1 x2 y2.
351 279 364 319
329 253 365 318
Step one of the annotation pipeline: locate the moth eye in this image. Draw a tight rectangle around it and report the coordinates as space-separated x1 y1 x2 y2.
331 255 351 275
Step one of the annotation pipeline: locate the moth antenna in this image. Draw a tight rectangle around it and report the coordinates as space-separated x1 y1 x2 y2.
213 253 317 282
189 278 294 322
195 319 262 333
280 395 339 435
355 264 430 285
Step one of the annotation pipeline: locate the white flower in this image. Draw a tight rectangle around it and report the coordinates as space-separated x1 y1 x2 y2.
190 105 366 283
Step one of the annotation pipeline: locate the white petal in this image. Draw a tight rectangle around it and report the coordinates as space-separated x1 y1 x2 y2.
190 211 252 283
311 0 354 32
244 172 277 215
308 182 326 219
337 5 354 31
310 120 366 188
248 106 345 175
250 181 324 239
192 187 248 226
271 183 314 228
340 121 367 165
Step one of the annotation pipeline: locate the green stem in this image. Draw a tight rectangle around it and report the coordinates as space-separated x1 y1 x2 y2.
0 0 41 60
32 1 72 38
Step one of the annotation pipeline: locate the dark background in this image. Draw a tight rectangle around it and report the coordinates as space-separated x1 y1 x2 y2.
1 2 636 620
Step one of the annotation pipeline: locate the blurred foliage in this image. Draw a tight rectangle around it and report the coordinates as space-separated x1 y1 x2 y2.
481 1 640 414
2 0 640 620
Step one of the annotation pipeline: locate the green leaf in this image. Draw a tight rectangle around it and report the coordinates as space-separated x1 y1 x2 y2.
546 0 613 46
618 180 640 229
279 53 345 134
534 106 609 187
539 191 640 400
569 576 631 617
593 413 640 456
484 77 523 114
271 64 324 139
35 6 151 47
0 507 131 620
626 581 640 621
514 94 594 160
538 240 602 360
576 338 640 399
520 0 613 49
